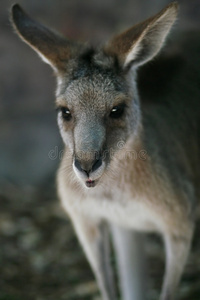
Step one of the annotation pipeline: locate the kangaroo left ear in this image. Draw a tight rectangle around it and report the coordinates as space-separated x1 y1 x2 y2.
11 4 80 73
105 2 178 70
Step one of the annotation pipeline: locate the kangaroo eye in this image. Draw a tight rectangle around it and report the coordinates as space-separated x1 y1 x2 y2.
110 104 126 119
60 107 72 121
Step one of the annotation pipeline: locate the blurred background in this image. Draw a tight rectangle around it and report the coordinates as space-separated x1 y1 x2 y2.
0 0 200 299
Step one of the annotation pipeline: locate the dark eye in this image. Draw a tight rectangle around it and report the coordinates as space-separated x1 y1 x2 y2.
110 104 126 119
60 107 72 121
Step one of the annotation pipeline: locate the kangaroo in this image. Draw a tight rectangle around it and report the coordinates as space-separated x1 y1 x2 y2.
11 2 200 300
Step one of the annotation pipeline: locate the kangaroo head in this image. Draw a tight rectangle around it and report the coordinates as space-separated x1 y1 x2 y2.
11 3 178 188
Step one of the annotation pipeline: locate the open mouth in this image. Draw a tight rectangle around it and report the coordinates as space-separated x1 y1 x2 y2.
85 179 96 188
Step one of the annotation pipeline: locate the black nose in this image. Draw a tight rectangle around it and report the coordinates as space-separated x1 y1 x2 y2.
74 158 102 176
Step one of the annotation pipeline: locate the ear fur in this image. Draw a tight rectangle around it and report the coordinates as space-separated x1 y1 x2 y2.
11 4 80 73
105 2 178 70
11 3 178 73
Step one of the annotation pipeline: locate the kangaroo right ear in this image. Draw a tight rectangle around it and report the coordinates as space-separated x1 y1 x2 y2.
11 4 80 73
105 2 178 70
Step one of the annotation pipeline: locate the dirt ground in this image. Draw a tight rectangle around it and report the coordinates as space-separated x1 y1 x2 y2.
0 182 200 300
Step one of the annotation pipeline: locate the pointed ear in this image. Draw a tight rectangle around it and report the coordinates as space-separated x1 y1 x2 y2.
11 4 80 73
105 2 178 70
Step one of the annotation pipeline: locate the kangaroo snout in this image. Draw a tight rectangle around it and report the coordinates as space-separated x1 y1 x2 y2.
74 157 103 176
73 153 105 187
72 120 106 186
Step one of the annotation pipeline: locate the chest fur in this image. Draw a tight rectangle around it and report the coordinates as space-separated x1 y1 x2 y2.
60 186 164 233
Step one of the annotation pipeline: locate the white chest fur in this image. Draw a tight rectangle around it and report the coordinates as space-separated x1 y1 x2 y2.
60 185 163 233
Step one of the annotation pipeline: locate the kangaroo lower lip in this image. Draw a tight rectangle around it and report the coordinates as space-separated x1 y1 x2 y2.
86 180 96 188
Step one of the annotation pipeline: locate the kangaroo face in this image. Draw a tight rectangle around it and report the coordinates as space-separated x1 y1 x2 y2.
11 4 178 188
56 51 140 187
